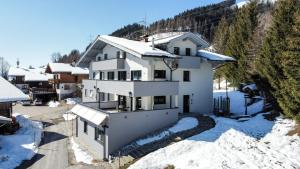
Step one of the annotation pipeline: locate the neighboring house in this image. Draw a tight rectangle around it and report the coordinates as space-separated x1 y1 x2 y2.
45 63 89 100
7 66 56 103
71 32 234 160
0 76 29 122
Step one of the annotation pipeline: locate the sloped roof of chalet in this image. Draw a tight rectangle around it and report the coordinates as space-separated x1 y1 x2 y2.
0 76 29 102
197 50 235 62
76 35 175 67
147 32 210 47
8 67 50 82
48 63 89 75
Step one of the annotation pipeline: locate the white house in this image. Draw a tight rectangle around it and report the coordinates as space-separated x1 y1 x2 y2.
71 32 234 160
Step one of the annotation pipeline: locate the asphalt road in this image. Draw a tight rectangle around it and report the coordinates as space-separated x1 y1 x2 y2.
14 104 73 169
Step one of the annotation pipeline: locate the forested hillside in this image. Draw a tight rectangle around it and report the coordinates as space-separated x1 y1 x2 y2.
111 0 237 41
213 0 300 121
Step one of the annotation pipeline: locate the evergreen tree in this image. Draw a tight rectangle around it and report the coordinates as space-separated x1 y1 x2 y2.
220 1 258 86
278 8 300 121
256 0 300 120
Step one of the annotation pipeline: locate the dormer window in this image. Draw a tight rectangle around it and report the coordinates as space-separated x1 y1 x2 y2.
104 54 108 60
174 47 180 55
122 51 127 59
117 51 120 58
186 48 191 56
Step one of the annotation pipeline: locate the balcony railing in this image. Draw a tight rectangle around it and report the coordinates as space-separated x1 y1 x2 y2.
91 58 125 71
83 79 179 97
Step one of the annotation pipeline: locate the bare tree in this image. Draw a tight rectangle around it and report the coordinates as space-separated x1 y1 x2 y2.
0 57 10 78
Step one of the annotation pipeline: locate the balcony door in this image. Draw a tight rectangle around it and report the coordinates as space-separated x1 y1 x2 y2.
118 71 127 81
131 70 141 81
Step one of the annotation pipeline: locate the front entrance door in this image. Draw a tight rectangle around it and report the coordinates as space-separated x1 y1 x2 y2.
183 95 190 113
136 97 142 110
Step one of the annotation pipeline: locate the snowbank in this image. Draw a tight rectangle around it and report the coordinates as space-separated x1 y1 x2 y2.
63 111 77 121
70 137 93 164
48 101 60 108
129 114 300 169
213 90 264 115
65 98 81 105
0 115 43 169
136 117 198 146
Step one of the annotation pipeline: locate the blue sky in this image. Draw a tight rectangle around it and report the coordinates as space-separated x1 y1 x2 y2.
0 0 235 67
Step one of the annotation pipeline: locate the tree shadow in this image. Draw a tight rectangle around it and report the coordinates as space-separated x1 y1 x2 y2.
187 113 275 142
15 153 45 169
40 131 67 146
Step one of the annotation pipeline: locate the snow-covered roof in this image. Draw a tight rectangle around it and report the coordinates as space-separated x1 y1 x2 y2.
71 104 108 125
48 63 89 75
197 50 235 62
0 76 29 102
99 35 174 58
8 67 50 82
147 32 210 47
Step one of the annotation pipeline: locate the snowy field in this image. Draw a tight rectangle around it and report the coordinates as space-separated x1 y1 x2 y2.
214 90 264 115
0 114 43 169
135 117 198 146
70 137 93 164
129 113 300 169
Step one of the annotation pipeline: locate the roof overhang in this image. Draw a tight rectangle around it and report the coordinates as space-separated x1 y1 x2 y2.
71 104 108 126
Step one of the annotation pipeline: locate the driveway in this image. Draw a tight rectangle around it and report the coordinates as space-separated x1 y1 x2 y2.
14 104 73 169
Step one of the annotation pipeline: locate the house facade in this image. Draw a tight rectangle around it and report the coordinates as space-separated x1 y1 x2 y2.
7 66 56 103
45 63 89 100
71 32 234 160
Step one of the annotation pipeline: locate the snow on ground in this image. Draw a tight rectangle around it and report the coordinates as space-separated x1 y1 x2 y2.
129 114 300 169
70 137 93 164
0 114 43 169
48 101 60 108
214 90 264 115
63 111 77 121
65 98 81 105
136 117 198 146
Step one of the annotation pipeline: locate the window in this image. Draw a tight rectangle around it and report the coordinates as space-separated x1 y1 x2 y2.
64 84 70 90
84 121 88 134
122 51 127 59
174 47 180 55
99 92 105 101
100 71 104 80
183 71 190 81
131 70 142 81
85 89 88 97
94 127 105 143
108 93 114 101
154 70 166 79
186 48 191 56
97 56 101 61
107 72 115 80
89 90 94 97
116 51 121 58
118 71 127 80
154 96 166 104
104 54 108 60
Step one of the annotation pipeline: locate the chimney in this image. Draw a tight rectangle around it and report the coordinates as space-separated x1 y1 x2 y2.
152 37 155 50
71 60 76 67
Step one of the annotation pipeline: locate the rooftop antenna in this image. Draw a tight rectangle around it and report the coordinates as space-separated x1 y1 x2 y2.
17 58 20 68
